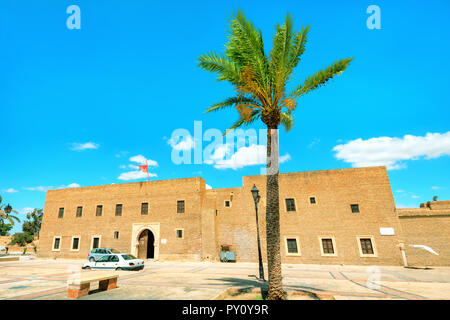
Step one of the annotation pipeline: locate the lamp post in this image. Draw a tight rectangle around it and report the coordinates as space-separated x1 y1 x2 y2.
251 184 265 281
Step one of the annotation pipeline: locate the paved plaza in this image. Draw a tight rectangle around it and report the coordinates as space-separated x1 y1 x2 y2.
0 258 449 300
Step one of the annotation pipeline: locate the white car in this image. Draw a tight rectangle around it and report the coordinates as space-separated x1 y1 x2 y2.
82 254 144 271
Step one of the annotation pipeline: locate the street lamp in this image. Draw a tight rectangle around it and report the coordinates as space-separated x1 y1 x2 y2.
251 184 265 281
4 204 12 215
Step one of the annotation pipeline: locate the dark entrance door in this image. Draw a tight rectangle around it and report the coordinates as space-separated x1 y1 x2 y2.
93 237 100 249
138 229 155 259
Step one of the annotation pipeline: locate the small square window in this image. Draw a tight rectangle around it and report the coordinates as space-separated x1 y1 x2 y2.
322 239 334 254
115 204 122 216
177 200 185 213
58 208 64 218
176 229 183 238
351 204 360 213
285 198 296 212
141 203 148 215
72 238 79 250
76 206 83 217
360 238 374 255
96 205 103 217
225 200 230 207
114 231 119 239
310 197 316 204
286 239 298 254
53 238 61 250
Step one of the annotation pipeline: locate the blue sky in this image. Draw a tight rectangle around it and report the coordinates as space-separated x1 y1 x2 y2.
1 0 449 234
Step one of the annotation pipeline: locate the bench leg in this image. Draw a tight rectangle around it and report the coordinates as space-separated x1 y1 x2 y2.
68 283 90 298
99 277 117 291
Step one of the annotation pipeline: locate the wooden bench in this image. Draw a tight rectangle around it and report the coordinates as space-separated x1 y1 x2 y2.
68 271 119 298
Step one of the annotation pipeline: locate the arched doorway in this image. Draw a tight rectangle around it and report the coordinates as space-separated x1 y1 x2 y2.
137 229 155 259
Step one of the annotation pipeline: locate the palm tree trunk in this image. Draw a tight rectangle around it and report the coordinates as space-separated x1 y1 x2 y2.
265 127 284 300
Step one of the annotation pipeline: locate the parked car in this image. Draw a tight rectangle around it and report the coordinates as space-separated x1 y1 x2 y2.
82 254 144 271
87 248 121 262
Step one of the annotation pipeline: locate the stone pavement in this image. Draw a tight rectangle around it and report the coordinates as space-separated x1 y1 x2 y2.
0 259 449 300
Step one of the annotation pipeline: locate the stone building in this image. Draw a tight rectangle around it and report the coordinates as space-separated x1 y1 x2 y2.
38 166 450 266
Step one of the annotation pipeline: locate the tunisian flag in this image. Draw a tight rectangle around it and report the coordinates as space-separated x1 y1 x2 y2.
139 160 150 181
138 164 148 173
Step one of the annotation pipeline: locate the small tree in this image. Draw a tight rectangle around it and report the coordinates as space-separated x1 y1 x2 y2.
9 232 34 247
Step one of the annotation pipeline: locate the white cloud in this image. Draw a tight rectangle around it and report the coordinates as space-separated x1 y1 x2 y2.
24 186 53 192
308 138 320 148
431 186 440 190
279 153 291 163
411 195 420 199
118 171 157 181
205 184 212 189
64 183 80 188
168 136 194 151
70 142 99 151
129 155 158 167
209 144 290 170
2 188 18 193
396 190 405 193
333 132 450 170
20 207 34 215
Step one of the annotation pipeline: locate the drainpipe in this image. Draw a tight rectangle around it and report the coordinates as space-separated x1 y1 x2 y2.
399 242 408 267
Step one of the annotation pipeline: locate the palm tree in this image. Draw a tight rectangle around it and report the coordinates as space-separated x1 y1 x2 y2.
0 195 21 226
198 10 353 299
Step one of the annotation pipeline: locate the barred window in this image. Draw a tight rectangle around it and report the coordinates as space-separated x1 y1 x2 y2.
310 197 316 204
285 198 296 211
322 239 334 254
115 204 122 216
114 231 119 239
177 200 185 213
58 208 64 218
286 239 298 254
96 205 103 217
351 204 360 213
225 201 230 207
176 229 183 238
141 202 148 215
360 238 374 255
76 206 83 217
72 238 79 250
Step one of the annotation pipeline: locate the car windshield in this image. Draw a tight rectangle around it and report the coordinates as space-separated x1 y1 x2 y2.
110 249 120 253
121 254 137 260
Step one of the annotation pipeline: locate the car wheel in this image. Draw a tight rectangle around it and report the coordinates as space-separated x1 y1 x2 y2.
116 267 122 271
89 257 95 262
84 266 90 270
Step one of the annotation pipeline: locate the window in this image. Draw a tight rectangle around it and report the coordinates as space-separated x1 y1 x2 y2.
72 237 80 250
53 237 61 251
285 198 296 212
310 197 316 204
115 204 122 216
76 206 83 217
114 231 119 239
321 238 335 254
141 202 148 215
109 255 119 262
92 237 100 249
96 205 103 217
351 204 360 213
360 238 374 255
58 208 64 218
286 239 298 254
225 200 230 207
176 229 183 239
177 200 185 213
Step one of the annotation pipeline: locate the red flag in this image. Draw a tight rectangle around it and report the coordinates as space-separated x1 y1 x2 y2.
139 165 148 173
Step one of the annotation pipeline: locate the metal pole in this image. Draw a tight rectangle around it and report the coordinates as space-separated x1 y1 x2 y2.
254 197 265 281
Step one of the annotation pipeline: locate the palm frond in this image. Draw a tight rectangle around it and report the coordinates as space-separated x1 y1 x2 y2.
6 215 20 225
205 96 262 114
198 52 241 85
223 109 261 136
225 9 270 94
287 25 310 70
289 58 354 99
280 112 294 131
